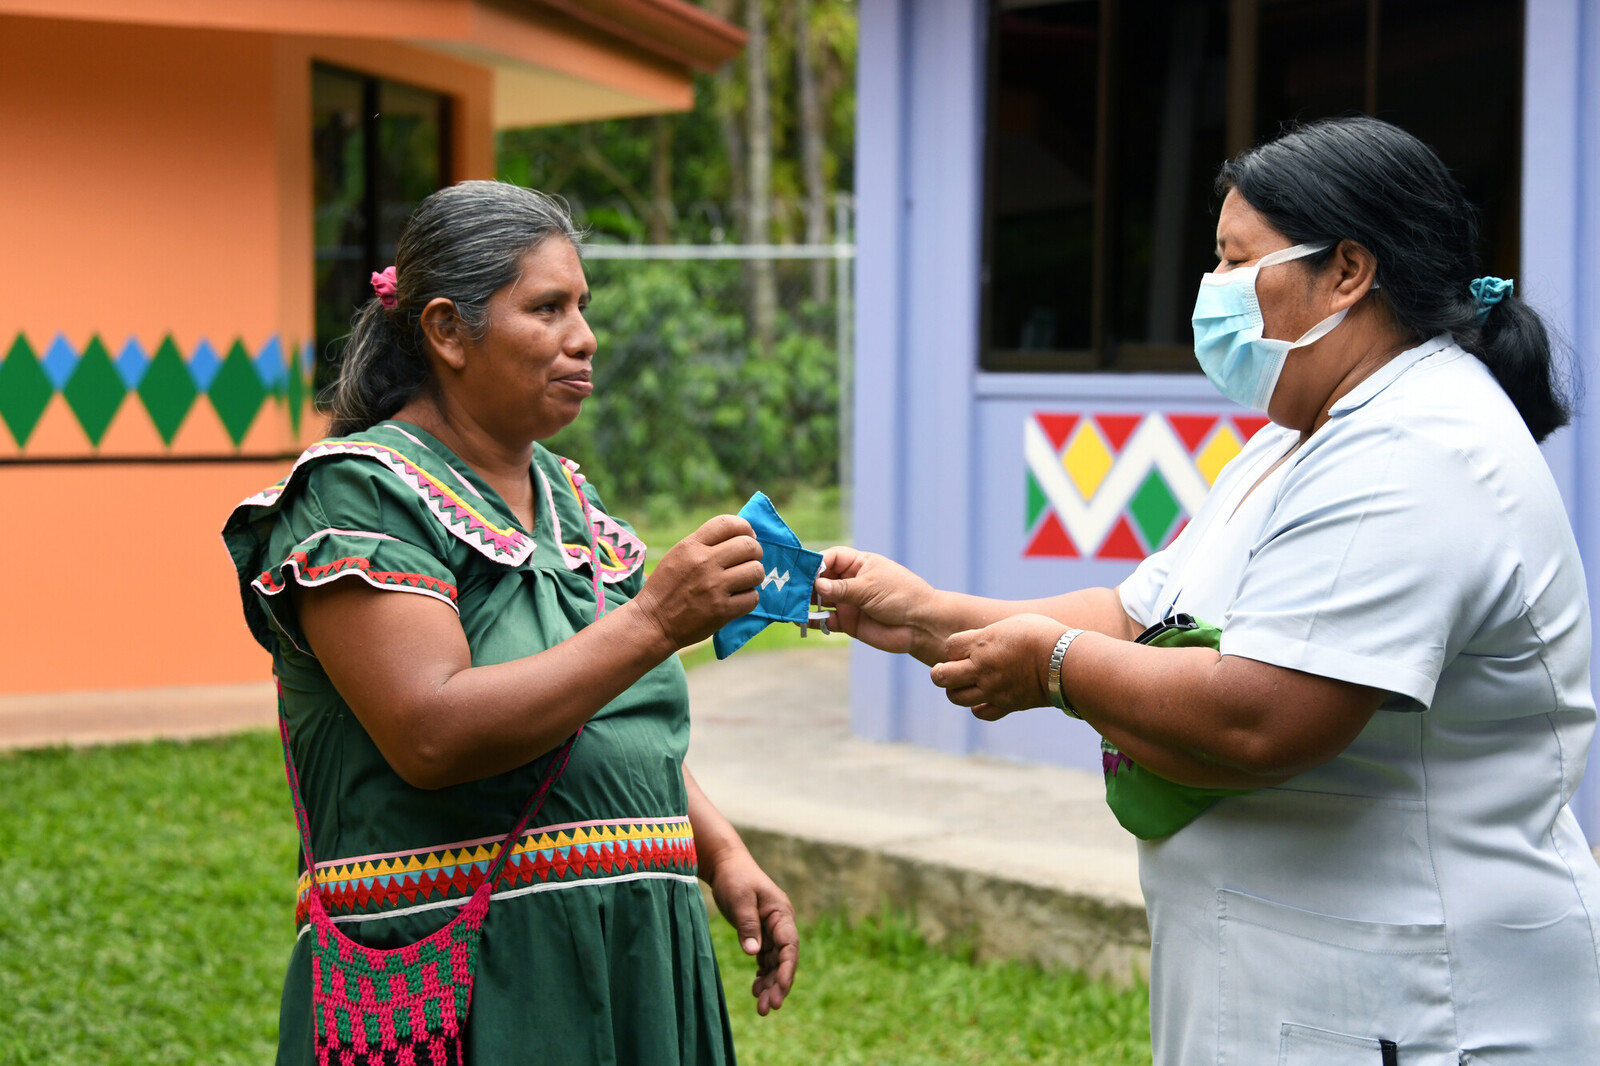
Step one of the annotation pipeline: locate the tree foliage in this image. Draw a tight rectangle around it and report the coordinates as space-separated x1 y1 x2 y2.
497 2 857 508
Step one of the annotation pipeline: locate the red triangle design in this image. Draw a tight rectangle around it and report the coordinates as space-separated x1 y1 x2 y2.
1233 415 1271 439
1097 515 1147 560
1167 414 1217 454
1023 512 1078 558
1095 414 1141 453
1035 413 1079 452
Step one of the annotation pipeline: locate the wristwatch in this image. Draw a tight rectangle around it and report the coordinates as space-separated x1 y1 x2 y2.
1047 628 1085 718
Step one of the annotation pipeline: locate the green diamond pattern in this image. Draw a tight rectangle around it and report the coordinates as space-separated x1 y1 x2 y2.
209 339 268 446
1128 470 1181 551
137 336 199 445
0 334 53 447
4 331 309 451
60 335 126 446
1025 470 1048 529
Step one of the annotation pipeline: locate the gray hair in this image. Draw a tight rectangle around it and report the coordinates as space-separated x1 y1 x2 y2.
325 181 584 436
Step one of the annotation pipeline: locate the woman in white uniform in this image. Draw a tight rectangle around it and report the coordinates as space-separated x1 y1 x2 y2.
819 116 1600 1064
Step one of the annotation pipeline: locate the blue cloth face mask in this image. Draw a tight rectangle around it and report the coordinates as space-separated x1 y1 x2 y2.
712 492 824 660
1190 242 1349 411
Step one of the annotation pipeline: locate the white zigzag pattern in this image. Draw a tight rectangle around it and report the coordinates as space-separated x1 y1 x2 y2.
1025 415 1211 556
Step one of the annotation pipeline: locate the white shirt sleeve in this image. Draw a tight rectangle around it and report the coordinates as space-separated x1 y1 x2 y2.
1119 546 1174 628
1221 418 1501 708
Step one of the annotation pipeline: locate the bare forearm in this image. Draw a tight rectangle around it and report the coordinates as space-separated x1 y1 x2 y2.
1063 633 1372 787
908 586 1137 664
379 601 678 787
684 765 748 881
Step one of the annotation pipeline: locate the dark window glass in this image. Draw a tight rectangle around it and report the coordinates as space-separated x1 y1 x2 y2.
1107 0 1230 370
984 2 1102 367
312 65 451 393
981 0 1524 373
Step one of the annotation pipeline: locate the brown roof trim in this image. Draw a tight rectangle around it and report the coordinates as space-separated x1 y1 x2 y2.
521 0 745 73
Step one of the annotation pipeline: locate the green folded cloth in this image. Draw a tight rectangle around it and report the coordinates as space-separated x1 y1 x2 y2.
1100 614 1255 840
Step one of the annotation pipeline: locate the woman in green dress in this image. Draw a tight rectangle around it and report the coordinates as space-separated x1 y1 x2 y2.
225 181 796 1064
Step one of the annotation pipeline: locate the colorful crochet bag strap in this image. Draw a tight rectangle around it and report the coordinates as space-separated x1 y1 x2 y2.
273 472 609 1066
1100 613 1256 840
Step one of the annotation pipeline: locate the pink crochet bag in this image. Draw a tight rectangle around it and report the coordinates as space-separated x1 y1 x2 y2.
279 713 579 1066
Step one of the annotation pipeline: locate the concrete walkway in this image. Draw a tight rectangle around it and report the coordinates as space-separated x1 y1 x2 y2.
686 645 1148 980
0 646 1149 980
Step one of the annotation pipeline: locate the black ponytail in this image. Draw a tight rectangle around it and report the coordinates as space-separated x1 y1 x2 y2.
1218 116 1572 442
326 300 431 437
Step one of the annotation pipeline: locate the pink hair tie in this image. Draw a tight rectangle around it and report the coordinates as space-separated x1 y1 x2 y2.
370 266 398 310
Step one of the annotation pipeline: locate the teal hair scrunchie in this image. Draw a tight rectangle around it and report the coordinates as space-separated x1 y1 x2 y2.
1470 276 1514 326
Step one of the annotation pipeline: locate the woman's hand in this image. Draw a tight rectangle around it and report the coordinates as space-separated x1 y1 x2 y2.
685 766 797 1016
815 547 937 657
706 850 799 1016
634 515 765 648
931 613 1067 720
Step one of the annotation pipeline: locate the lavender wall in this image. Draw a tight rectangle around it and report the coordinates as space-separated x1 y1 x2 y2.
852 0 1600 839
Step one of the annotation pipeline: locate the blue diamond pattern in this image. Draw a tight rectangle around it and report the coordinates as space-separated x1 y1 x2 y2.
254 335 286 391
301 341 317 372
115 337 149 388
188 338 221 390
41 334 78 389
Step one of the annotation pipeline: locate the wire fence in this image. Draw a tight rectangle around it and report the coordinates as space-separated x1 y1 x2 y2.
549 196 856 534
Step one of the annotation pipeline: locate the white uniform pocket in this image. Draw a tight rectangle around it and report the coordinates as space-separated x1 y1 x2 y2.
1217 889 1459 1065
1278 1023 1394 1065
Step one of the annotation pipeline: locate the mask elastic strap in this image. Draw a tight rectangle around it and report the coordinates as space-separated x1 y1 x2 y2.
1288 306 1348 349
1256 242 1331 269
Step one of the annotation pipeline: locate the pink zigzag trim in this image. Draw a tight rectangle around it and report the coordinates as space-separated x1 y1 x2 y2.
278 440 534 566
554 457 646 584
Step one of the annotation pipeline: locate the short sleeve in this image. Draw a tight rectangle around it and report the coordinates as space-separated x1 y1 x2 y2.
1220 420 1503 708
224 456 460 654
1119 542 1181 628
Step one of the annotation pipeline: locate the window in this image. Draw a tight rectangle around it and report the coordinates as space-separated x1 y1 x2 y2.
981 0 1523 372
312 65 452 390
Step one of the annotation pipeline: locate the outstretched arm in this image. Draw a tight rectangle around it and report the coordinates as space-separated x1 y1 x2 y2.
295 515 764 789
816 546 1140 665
930 614 1384 788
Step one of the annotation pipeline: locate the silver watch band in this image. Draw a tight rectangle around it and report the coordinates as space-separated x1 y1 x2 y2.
1047 628 1085 718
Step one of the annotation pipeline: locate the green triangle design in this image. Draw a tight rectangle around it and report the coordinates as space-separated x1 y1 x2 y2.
1025 470 1048 530
62 335 127 446
0 333 53 447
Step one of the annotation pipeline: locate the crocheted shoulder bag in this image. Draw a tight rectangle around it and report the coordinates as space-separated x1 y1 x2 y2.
279 715 579 1066
277 462 615 1065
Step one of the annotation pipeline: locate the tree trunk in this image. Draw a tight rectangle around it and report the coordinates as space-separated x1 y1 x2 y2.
745 0 778 350
705 0 745 245
649 115 676 244
796 0 829 303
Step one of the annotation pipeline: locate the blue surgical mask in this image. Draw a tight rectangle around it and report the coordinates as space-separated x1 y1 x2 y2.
1190 242 1348 411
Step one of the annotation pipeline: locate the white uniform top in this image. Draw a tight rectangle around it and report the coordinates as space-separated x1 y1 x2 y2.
1119 336 1600 1065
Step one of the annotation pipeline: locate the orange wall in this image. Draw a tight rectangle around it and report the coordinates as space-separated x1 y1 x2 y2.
0 17 286 356
0 15 491 693
0 463 285 692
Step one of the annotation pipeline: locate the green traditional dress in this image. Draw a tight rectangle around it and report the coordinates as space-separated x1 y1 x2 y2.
223 421 736 1065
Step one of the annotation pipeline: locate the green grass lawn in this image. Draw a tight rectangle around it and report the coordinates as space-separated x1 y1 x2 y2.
0 732 1151 1064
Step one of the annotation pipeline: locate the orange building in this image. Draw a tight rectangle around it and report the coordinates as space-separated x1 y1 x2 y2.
0 0 741 694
